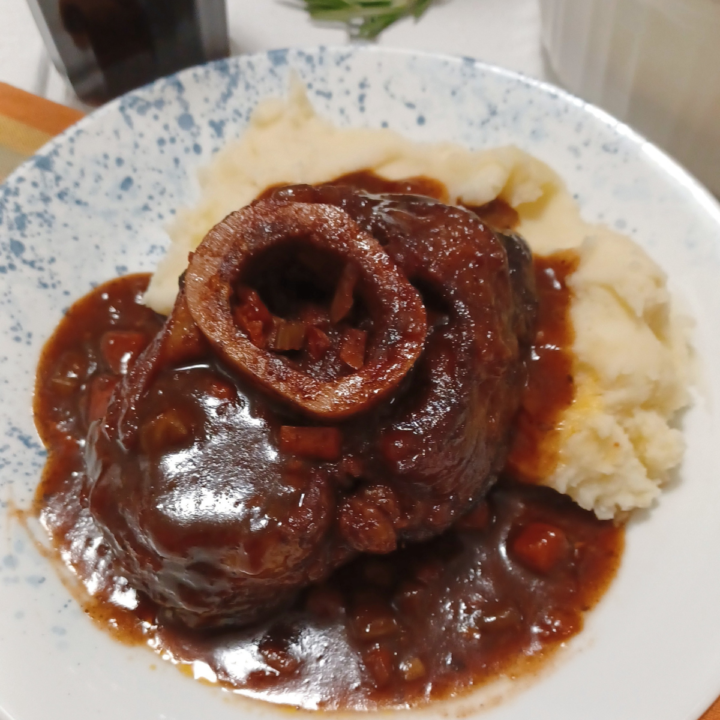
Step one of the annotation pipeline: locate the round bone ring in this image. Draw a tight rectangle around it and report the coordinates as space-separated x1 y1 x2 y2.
185 200 427 420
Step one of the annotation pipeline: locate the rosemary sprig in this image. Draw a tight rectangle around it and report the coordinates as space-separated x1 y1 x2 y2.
299 0 435 40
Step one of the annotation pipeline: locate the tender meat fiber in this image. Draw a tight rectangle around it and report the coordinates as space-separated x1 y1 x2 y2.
86 185 537 628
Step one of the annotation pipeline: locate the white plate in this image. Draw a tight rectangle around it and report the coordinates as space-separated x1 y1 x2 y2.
1 47 720 720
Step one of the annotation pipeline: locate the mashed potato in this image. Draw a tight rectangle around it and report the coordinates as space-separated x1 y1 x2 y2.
146 79 692 521
549 234 691 518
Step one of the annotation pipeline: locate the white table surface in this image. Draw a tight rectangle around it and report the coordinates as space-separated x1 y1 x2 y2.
0 0 549 109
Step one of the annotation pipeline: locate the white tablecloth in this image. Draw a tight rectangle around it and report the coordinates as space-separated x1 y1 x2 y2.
0 0 548 109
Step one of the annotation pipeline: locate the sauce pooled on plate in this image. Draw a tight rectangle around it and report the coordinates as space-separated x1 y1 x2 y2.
33 173 622 710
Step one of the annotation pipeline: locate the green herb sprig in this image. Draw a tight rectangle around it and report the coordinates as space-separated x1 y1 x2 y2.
299 0 435 40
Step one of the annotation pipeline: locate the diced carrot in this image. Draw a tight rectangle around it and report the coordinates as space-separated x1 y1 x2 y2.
235 286 272 324
330 263 359 324
100 330 147 374
510 522 568 574
339 327 367 370
269 319 306 352
279 426 342 461
306 326 331 360
233 306 266 348
87 374 119 424
351 604 399 641
361 644 394 688
234 286 272 348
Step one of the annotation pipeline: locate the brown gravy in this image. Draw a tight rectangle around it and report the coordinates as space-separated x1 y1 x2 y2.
33 178 622 711
505 252 579 482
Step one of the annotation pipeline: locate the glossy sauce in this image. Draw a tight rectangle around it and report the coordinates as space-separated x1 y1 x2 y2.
505 252 579 482
33 178 622 711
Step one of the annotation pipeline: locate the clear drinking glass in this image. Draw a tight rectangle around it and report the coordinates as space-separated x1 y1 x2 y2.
540 0 720 196
25 0 229 105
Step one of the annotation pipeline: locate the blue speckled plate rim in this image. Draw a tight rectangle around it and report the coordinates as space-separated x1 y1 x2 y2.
3 45 719 226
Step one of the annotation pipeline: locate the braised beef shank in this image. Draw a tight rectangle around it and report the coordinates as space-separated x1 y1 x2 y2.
86 185 537 628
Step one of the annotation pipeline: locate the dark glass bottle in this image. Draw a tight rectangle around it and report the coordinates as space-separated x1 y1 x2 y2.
26 0 229 104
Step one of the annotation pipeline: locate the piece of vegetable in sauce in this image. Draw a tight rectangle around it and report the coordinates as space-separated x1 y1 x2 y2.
279 425 343 461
